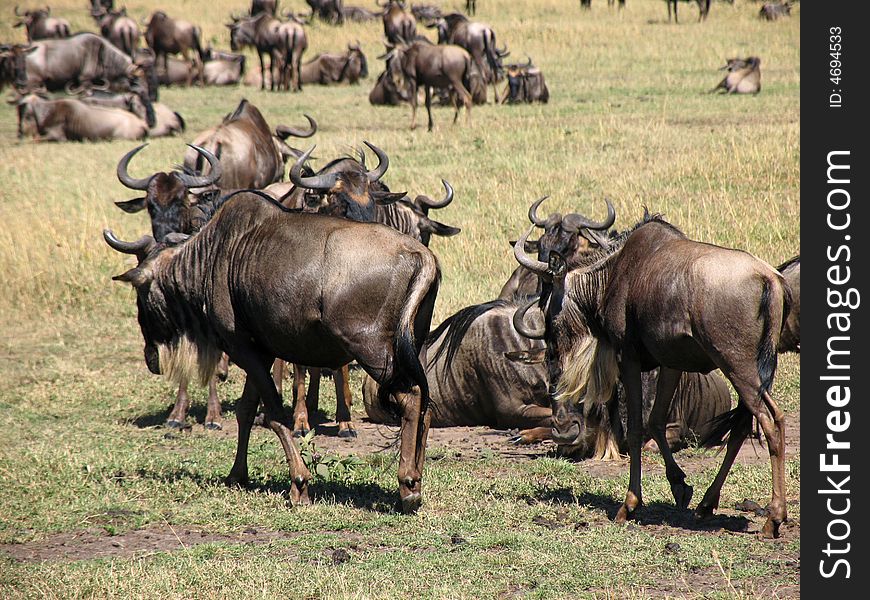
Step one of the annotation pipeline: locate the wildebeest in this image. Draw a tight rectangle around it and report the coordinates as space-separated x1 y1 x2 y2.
300 43 368 85
104 192 441 512
0 44 33 92
777 256 800 353
91 7 140 56
501 58 549 104
512 205 791 537
13 6 71 42
410 4 442 23
431 12 507 99
383 39 474 131
759 2 791 21
381 1 417 45
227 11 308 91
15 93 148 142
306 0 343 24
69 84 156 127
183 99 316 189
369 68 405 105
712 56 761 94
144 10 205 85
342 4 379 22
465 0 477 16
667 0 711 23
252 0 279 16
156 49 246 86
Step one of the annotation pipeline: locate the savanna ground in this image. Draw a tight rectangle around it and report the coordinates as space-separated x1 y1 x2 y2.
0 0 800 597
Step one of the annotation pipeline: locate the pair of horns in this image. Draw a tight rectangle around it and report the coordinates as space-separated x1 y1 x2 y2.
117 143 222 190
290 141 389 191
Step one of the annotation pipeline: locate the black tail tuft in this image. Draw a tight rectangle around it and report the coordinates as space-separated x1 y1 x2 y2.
756 277 778 397
699 404 753 448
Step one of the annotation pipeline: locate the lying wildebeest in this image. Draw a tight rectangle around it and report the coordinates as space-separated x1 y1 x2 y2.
69 84 156 127
499 196 614 300
15 93 148 141
0 44 33 92
300 43 368 85
667 0 710 23
759 2 791 21
342 4 379 22
252 0 279 16
363 298 730 455
369 68 405 105
156 49 246 86
228 11 307 92
411 4 441 23
712 56 761 94
183 99 316 189
430 12 507 100
13 6 71 42
105 192 441 512
500 58 549 104
381 1 417 45
513 204 791 537
777 256 800 353
144 10 205 85
383 39 474 131
91 6 140 56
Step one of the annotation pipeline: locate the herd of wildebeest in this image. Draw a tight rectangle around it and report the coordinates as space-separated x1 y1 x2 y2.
3 1 799 538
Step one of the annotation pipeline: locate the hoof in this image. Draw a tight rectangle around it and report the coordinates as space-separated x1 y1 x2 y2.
225 474 249 488
761 517 782 539
671 483 694 510
695 504 715 521
292 427 311 438
401 492 423 514
337 428 358 439
290 476 311 506
165 419 186 429
508 435 524 445
615 504 632 524
204 421 222 431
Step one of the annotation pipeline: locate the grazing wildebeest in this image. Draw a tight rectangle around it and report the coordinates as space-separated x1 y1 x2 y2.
667 0 711 23
369 68 405 105
13 6 71 42
500 58 549 104
759 2 791 21
380 1 417 45
431 12 507 100
512 205 791 537
104 192 441 512
228 11 307 91
300 43 368 85
777 256 799 353
183 99 316 189
144 10 205 85
91 7 140 56
252 0 279 16
712 56 761 94
15 94 148 142
0 44 34 92
384 39 474 131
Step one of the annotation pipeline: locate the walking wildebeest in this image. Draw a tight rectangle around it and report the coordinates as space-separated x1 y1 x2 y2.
183 99 316 189
91 7 140 56
104 192 441 512
300 43 368 85
777 256 800 353
13 6 70 42
15 93 148 141
512 205 791 537
500 58 549 104
380 1 417 45
383 39 474 131
667 0 710 23
227 11 307 91
431 12 507 100
144 10 205 86
712 56 761 94
759 2 791 21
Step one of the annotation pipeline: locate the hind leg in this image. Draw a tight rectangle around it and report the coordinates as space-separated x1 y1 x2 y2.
292 364 312 436
334 364 357 438
695 407 751 519
394 386 431 514
648 368 693 509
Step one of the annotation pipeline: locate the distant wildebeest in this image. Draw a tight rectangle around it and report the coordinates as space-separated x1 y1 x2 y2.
667 0 710 23
184 99 316 189
300 42 368 85
512 205 791 537
369 68 405 105
251 0 279 16
712 56 761 94
383 39 474 131
465 0 477 16
306 0 343 24
144 10 205 85
580 1 626 8
91 7 140 56
410 4 442 23
155 49 246 86
381 1 417 45
104 192 441 512
13 6 71 42
15 93 148 141
500 58 549 104
227 11 308 91
759 2 791 21
0 44 33 92
777 256 800 353
67 83 156 127
342 4 379 22
431 12 507 99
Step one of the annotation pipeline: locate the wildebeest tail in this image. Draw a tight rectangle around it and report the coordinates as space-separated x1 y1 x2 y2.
482 31 499 80
756 275 783 398
121 28 135 56
699 403 753 448
192 26 205 63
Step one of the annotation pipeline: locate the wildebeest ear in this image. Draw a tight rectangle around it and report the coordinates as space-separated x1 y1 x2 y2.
548 252 567 277
111 267 151 287
504 349 546 364
426 221 461 237
372 190 406 205
508 239 539 252
115 197 148 213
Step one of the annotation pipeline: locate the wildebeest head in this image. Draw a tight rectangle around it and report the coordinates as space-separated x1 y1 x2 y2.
226 13 263 52
347 42 369 81
0 43 34 91
114 143 222 241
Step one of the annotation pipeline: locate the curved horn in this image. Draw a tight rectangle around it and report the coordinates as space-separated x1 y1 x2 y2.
525 56 533 68
513 225 549 274
64 80 84 95
513 296 546 340
528 195 550 228
363 141 389 182
274 114 317 139
103 229 155 256
116 144 153 190
561 198 616 233
14 5 23 16
416 179 453 209
289 146 338 191
176 145 222 189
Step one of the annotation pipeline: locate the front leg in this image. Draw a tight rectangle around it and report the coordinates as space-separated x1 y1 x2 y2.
226 376 260 486
166 379 190 428
615 358 644 523
425 85 434 132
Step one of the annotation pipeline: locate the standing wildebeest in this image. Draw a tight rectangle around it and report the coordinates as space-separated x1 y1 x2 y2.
667 0 710 23
227 11 307 92
513 205 791 537
104 193 441 512
300 43 368 85
306 0 343 24
92 7 140 56
384 39 474 131
13 7 70 42
712 56 761 94
252 0 279 16
759 2 791 21
500 58 549 104
465 0 477 16
144 11 205 86
431 12 507 100
15 93 148 141
380 1 417 45
183 99 316 190
777 256 800 353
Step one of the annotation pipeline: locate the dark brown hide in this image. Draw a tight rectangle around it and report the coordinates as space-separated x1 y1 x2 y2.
777 256 799 353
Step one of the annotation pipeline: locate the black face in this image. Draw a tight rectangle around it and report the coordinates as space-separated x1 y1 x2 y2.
507 73 523 103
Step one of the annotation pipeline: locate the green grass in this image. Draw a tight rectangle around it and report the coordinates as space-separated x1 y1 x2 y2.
0 0 799 597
